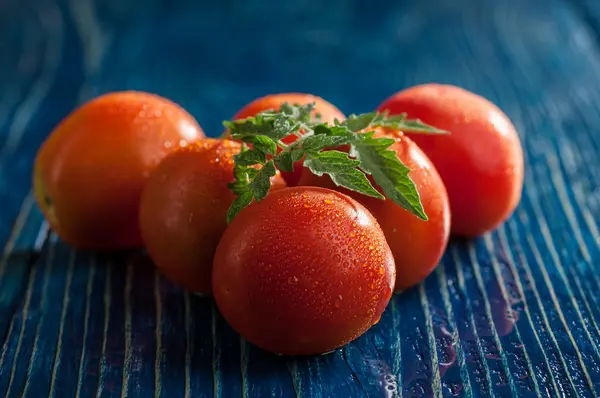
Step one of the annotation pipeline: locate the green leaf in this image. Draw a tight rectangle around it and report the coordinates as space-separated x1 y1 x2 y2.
227 180 249 195
227 191 254 224
276 151 294 172
351 136 427 220
234 149 266 166
301 134 352 153
294 103 316 123
313 124 331 135
222 103 444 223
232 164 249 181
304 151 361 175
246 167 259 179
272 115 298 140
225 116 273 137
344 112 378 132
291 148 305 162
371 110 405 125
246 135 277 155
304 151 383 199
279 102 295 115
371 111 448 135
313 124 353 137
328 168 384 199
248 161 276 201
393 118 449 134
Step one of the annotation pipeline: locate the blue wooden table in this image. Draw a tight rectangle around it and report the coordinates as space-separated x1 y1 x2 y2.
2 0 600 396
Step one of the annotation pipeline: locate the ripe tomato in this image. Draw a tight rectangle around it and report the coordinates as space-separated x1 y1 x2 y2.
139 138 286 296
212 186 395 355
231 93 346 186
33 91 205 250
299 127 450 291
378 84 524 237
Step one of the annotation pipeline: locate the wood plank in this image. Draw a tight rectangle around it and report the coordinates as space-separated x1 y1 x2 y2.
1 0 600 396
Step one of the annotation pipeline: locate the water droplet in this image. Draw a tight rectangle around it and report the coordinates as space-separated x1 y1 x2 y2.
304 203 311 208
164 141 172 148
324 199 333 205
288 276 299 284
179 140 188 147
350 231 356 237
334 295 343 308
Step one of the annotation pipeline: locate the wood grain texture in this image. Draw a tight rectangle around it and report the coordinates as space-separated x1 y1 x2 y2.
1 0 600 396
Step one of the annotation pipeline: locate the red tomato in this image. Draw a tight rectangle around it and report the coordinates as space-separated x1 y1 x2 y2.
33 91 205 250
231 93 346 186
212 186 395 355
139 138 286 296
299 127 450 291
378 84 524 237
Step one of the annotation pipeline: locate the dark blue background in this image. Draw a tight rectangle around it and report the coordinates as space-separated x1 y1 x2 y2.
1 0 600 396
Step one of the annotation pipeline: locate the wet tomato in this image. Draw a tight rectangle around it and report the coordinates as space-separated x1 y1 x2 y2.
33 91 204 250
231 93 346 186
299 127 450 291
139 138 286 296
378 84 524 236
212 186 395 355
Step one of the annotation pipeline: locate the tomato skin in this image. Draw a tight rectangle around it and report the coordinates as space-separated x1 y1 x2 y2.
299 128 450 291
378 84 524 237
33 91 205 250
231 93 346 186
139 138 286 296
212 186 395 355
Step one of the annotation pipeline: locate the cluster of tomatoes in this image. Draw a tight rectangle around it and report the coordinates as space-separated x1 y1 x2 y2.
33 85 524 356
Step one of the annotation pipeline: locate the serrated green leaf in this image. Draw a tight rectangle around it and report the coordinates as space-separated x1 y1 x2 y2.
393 119 449 134
228 180 250 195
246 167 259 179
225 116 274 137
384 114 407 123
272 115 298 140
279 102 295 115
276 151 294 172
351 137 427 220
301 135 352 153
313 124 331 135
330 168 384 199
344 112 378 132
291 148 305 163
246 135 277 155
303 151 361 175
304 151 383 199
354 134 395 148
234 149 266 166
233 164 248 181
248 161 276 201
294 103 316 123
371 112 447 134
227 191 254 224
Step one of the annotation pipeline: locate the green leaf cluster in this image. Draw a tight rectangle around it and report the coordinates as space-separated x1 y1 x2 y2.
223 103 448 223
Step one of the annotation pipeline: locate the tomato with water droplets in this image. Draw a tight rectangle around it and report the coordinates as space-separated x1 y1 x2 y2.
139 138 286 296
378 84 524 236
33 91 205 250
299 127 451 292
212 186 395 355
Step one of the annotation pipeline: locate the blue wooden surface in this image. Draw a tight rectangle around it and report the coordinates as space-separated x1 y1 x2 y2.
1 0 600 396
